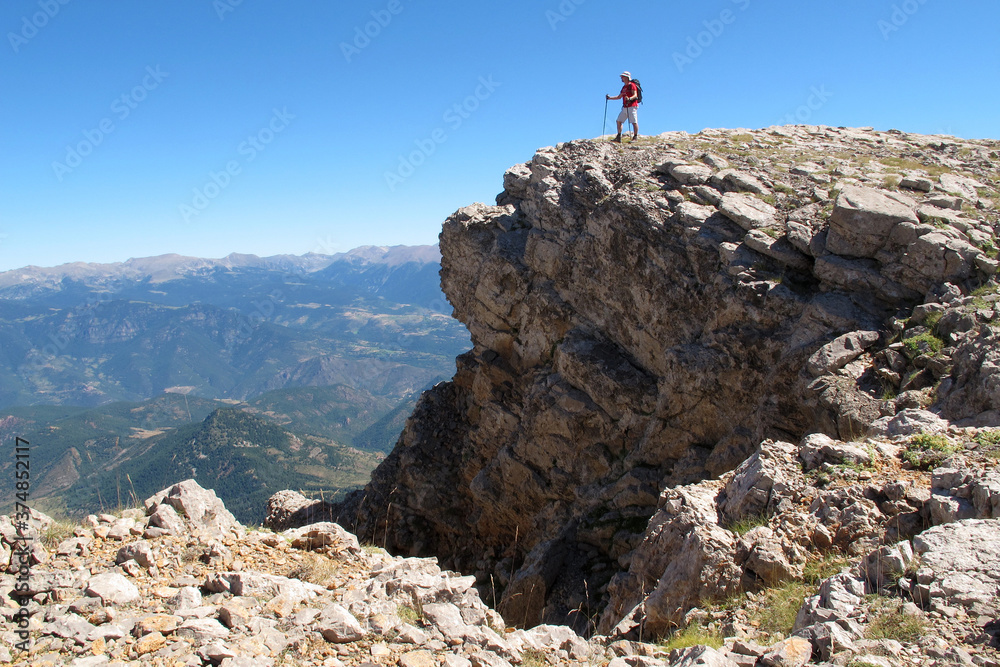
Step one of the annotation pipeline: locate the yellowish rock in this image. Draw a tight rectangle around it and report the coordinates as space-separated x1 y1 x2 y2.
135 631 166 656
136 614 181 636
398 649 437 667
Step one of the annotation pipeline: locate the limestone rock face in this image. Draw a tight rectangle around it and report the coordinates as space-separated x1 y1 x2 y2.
911 519 1000 609
601 481 742 637
333 126 1000 632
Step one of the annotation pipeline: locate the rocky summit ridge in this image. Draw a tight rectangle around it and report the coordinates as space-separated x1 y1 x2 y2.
3 125 1000 667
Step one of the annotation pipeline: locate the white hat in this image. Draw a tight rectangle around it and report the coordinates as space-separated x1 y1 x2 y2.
621 71 631 79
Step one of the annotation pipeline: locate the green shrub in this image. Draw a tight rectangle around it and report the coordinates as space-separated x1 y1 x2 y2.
803 553 852 585
287 552 340 588
864 596 927 641
660 622 724 651
976 429 1000 447
397 603 422 624
725 512 771 536
753 582 813 639
521 649 549 667
910 433 955 451
42 520 77 548
902 332 943 357
922 311 943 330
877 158 953 178
903 433 959 470
972 282 999 297
975 429 1000 459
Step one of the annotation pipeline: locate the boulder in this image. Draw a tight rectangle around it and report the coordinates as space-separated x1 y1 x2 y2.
737 526 801 586
171 586 203 611
265 490 334 531
795 621 858 661
826 185 918 258
145 479 243 538
868 409 949 437
115 540 155 569
790 162 822 176
47 614 97 643
925 194 963 210
862 540 914 590
85 572 140 606
717 440 803 523
283 522 361 558
669 164 714 186
398 650 438 667
759 636 812 667
175 618 230 644
421 602 473 641
316 603 365 643
798 433 873 471
669 645 740 667
939 173 985 200
208 571 323 600
970 472 1000 518
712 168 771 195
806 330 880 376
146 504 186 535
915 204 969 227
135 614 182 636
502 162 533 201
899 173 934 192
677 201 716 226
516 624 589 657
899 231 983 287
813 254 920 302
718 193 778 230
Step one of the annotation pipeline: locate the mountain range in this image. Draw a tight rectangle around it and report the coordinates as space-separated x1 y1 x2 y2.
0 245 469 521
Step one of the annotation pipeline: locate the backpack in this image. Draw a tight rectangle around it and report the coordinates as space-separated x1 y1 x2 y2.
631 80 643 104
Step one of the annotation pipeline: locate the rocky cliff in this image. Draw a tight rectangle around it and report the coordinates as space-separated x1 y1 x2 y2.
333 125 1000 638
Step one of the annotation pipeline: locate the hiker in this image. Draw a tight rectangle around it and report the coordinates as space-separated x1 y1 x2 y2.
607 71 639 142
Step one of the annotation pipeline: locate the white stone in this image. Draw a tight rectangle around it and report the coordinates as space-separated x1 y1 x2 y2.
85 572 140 606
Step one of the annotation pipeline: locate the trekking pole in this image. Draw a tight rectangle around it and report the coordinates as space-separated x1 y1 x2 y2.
602 97 608 140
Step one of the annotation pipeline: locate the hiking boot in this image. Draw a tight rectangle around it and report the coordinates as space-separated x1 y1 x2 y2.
631 134 639 142
612 135 622 143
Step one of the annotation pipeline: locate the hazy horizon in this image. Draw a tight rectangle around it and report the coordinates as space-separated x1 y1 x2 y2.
4 1 998 272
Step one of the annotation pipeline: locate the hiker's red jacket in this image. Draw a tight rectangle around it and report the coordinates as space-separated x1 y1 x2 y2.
619 82 639 107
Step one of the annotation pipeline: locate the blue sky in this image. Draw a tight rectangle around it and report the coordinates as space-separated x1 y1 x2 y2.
1 0 998 272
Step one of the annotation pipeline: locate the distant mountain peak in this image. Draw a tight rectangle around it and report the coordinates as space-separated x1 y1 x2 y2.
0 245 441 292
343 245 442 266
